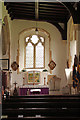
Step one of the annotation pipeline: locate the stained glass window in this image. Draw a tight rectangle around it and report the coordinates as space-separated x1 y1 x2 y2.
25 35 45 68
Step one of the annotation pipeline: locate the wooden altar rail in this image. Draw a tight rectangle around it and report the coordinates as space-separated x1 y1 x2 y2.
2 95 80 120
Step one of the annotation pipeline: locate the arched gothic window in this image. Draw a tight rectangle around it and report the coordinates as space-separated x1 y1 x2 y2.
25 35 45 69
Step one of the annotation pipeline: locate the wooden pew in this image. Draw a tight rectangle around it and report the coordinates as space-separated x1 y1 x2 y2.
1 95 80 120
3 95 80 109
2 101 80 109
2 108 80 117
1 117 80 120
4 96 80 102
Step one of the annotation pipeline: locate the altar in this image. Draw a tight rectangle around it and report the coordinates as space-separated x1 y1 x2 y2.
19 85 49 95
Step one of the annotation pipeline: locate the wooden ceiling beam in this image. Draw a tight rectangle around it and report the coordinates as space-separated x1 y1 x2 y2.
6 2 35 6
5 2 63 7
10 13 66 23
13 17 65 23
39 16 66 22
39 9 68 14
39 2 64 5
63 2 80 24
8 7 67 15
39 3 65 8
39 13 67 17
9 11 67 19
4 2 71 24
9 9 67 17
35 0 39 20
39 6 67 11
13 2 35 5
7 6 67 14
11 15 35 21
10 12 35 18
6 3 66 11
8 7 35 13
6 4 35 10
8 9 35 15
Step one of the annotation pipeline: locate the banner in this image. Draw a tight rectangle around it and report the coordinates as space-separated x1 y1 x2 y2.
77 64 80 83
72 64 79 88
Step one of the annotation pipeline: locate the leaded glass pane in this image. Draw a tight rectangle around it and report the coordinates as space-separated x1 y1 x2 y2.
36 42 44 68
31 35 39 44
40 37 44 42
26 37 29 42
26 43 34 68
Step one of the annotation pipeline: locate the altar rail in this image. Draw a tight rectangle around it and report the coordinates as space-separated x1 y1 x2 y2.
19 87 49 95
2 95 80 120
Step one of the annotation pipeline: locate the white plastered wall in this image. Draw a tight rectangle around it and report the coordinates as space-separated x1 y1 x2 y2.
67 17 77 69
2 4 67 90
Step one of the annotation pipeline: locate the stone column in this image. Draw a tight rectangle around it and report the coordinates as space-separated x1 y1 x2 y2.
0 2 2 117
74 24 80 57
74 24 80 94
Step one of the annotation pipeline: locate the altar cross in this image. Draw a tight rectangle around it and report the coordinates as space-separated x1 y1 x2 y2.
13 81 17 89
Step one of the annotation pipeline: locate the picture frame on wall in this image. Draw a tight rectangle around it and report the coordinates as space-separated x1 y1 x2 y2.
0 59 9 70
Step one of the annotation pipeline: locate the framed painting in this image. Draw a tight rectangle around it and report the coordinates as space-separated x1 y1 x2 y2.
34 71 40 83
28 71 40 83
28 71 34 83
0 59 9 70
